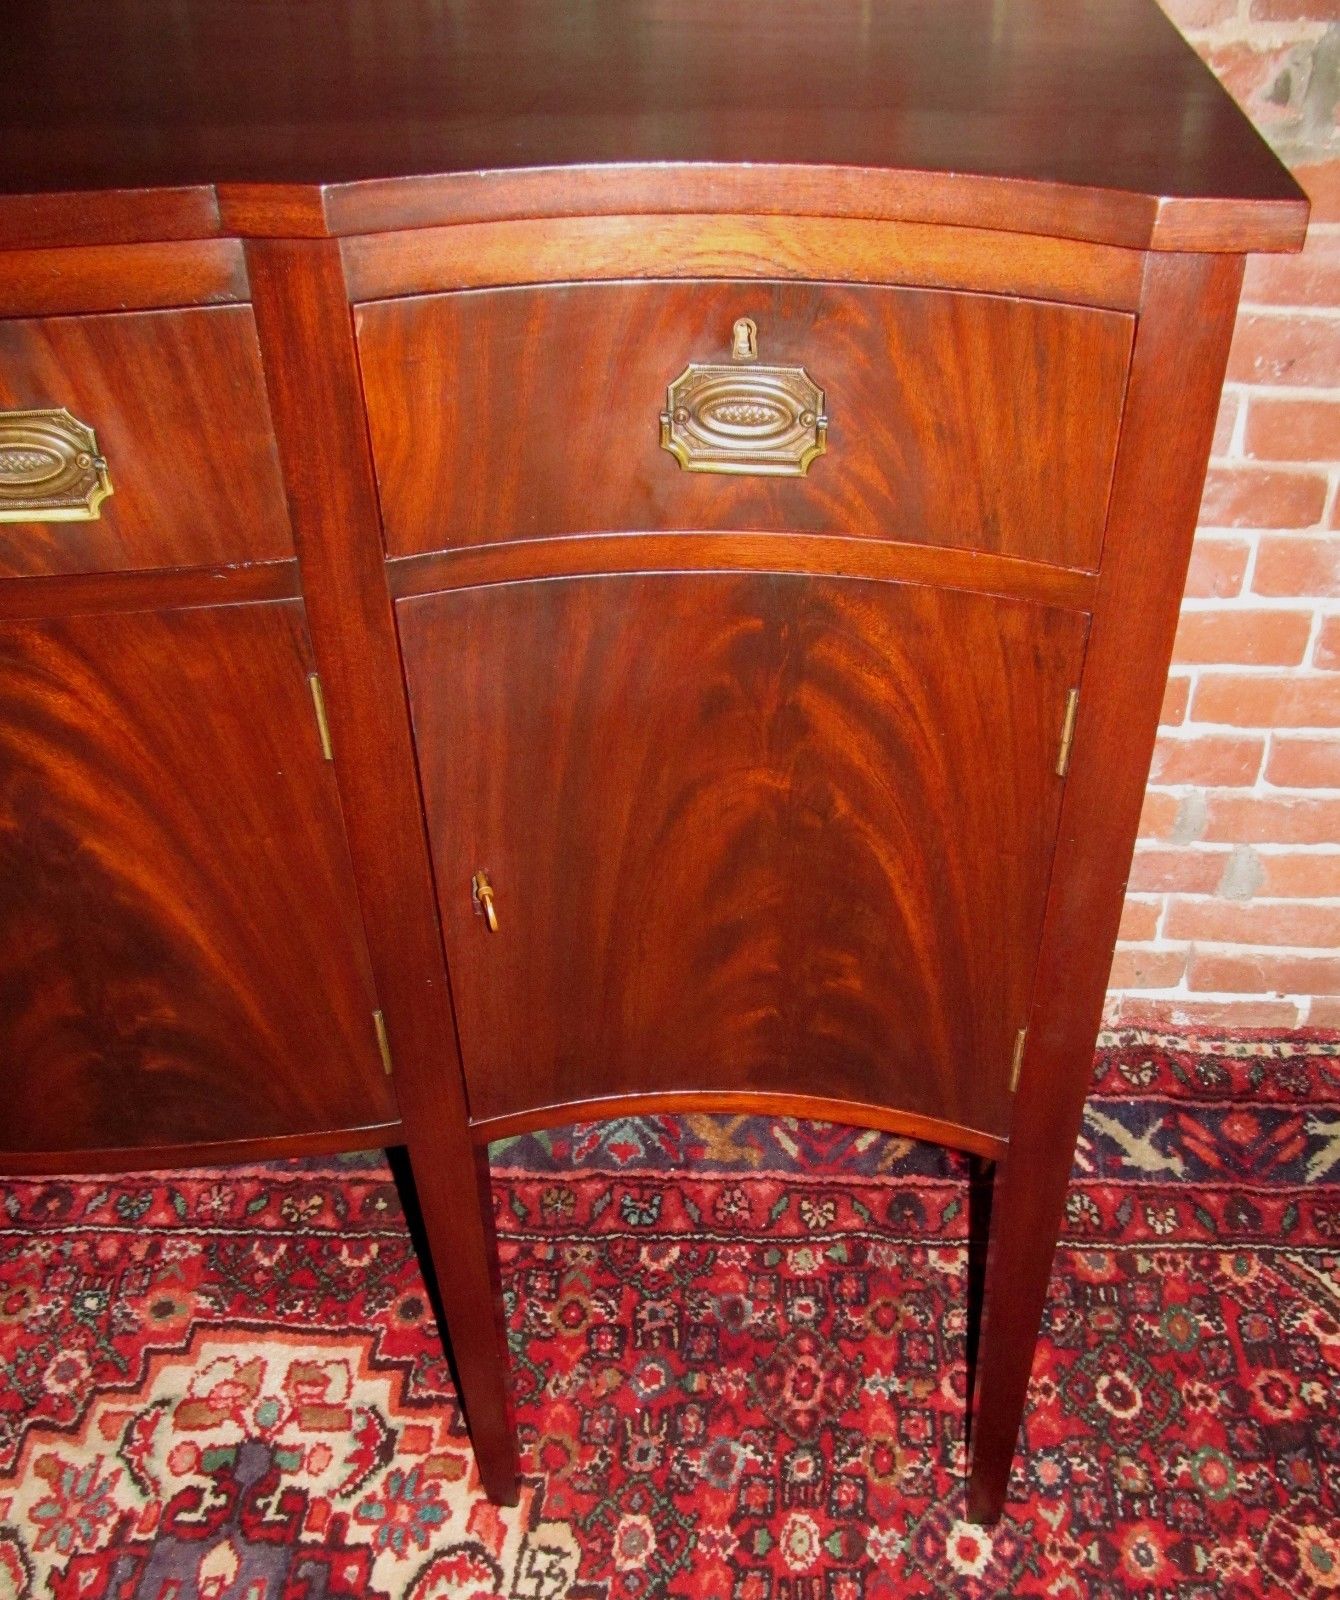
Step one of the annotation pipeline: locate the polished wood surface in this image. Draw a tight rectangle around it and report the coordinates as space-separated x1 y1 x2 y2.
246 238 520 1504
359 282 1133 568
342 215 1146 310
0 306 292 577
387 534 1099 612
0 561 302 621
400 572 1087 1141
0 0 1307 252
0 598 395 1156
965 254 1246 1523
471 1091 1006 1161
0 0 1305 1529
0 239 248 318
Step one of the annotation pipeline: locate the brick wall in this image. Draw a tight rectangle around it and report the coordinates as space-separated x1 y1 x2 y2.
1105 0 1340 1028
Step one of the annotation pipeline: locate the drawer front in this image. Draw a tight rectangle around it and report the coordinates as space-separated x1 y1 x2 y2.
358 280 1133 569
0 600 395 1156
399 571 1089 1143
0 306 293 577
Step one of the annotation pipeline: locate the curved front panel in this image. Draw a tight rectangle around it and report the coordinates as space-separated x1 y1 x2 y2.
399 570 1088 1145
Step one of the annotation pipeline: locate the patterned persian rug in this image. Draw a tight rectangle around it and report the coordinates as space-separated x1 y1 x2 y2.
0 1029 1337 1598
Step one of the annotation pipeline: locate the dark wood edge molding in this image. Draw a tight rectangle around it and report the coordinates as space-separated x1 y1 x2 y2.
473 1093 1007 1160
0 238 248 317
387 535 1099 612
0 167 1308 256
246 236 521 1504
0 185 221 252
0 560 302 619
963 250 1246 1520
0 1120 405 1177
341 214 1147 310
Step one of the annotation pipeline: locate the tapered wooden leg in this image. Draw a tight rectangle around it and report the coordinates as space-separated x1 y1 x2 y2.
963 1139 1062 1525
388 1142 520 1504
246 237 521 1505
962 1153 994 1460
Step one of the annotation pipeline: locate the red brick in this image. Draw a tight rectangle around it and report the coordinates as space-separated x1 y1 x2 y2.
1173 609 1312 665
1157 0 1239 26
1128 846 1230 893
1292 160 1340 227
1211 391 1240 457
1150 735 1264 786
1202 793 1340 844
1160 675 1192 725
1138 790 1186 840
1185 539 1252 600
1188 950 1340 995
1109 945 1188 989
1118 898 1163 942
1227 313 1340 389
1199 41 1313 128
1257 852 1340 896
1166 900 1340 947
1109 996 1304 1028
1244 397 1340 463
1190 672 1340 727
1248 0 1340 22
1253 538 1340 597
1198 466 1327 529
1242 227 1340 309
1316 614 1340 669
1267 737 1340 787
1308 997 1340 1026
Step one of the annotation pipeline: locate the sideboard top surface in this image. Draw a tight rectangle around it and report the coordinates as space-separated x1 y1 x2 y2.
0 0 1307 253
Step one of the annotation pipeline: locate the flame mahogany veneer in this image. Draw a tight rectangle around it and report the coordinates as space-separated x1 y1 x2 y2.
0 0 1306 1526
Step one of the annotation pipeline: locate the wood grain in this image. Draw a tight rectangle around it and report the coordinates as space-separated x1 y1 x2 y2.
0 599 395 1157
471 1093 1006 1161
0 561 301 621
400 572 1088 1143
358 281 1133 569
246 237 521 1505
0 239 248 318
4 1121 406 1178
0 0 1307 253
0 306 293 577
965 254 1247 1524
342 215 1146 310
386 536 1098 613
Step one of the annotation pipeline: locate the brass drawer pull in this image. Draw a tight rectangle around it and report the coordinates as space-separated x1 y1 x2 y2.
660 317 828 478
0 408 113 522
472 870 499 932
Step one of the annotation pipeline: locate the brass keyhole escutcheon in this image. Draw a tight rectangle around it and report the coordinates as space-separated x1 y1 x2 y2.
472 870 499 932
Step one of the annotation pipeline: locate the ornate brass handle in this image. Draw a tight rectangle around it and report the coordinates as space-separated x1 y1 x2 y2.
659 317 828 478
472 870 499 932
0 408 112 522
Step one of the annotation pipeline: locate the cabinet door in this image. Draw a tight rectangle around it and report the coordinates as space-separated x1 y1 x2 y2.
399 573 1088 1144
0 600 396 1156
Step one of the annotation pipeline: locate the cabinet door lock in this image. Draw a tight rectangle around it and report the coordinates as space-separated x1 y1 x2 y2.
472 870 499 931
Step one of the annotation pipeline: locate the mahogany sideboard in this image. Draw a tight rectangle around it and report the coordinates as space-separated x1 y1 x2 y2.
0 0 1307 1526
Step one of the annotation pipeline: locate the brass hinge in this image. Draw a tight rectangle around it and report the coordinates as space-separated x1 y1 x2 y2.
1055 688 1080 778
307 672 334 762
1009 1027 1028 1094
372 1009 394 1076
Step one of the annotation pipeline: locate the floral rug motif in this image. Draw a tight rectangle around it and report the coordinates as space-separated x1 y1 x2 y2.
1 1029 1337 1597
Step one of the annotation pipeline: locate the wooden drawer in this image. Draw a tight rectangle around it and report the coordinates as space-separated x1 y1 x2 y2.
357 280 1133 570
399 571 1089 1144
0 305 293 577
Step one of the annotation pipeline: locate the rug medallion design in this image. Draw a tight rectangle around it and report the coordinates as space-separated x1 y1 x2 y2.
0 1030 1337 1597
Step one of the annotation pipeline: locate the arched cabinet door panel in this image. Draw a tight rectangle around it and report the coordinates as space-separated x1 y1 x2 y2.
0 600 395 1156
398 572 1089 1144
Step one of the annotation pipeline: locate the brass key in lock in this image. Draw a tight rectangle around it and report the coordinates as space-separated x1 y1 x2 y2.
472 870 499 931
